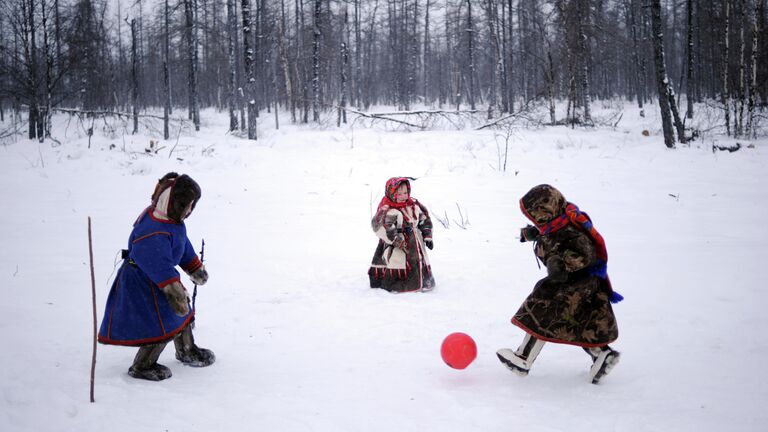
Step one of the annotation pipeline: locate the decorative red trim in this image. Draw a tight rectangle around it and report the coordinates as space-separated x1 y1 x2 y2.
511 317 616 348
157 276 181 289
132 231 171 244
519 198 541 228
150 279 167 335
181 256 203 273
98 312 194 346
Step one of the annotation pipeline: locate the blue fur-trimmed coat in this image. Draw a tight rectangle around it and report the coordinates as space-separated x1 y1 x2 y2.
98 208 202 346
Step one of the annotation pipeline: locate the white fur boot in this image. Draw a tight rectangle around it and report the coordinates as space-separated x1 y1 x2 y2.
497 334 545 376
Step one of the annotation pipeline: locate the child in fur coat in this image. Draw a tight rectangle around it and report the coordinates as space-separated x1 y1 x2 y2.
497 184 621 384
98 172 215 381
368 177 435 293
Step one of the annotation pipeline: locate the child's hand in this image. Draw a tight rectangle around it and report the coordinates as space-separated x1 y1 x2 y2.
188 265 209 286
520 225 540 242
392 234 407 249
162 281 190 316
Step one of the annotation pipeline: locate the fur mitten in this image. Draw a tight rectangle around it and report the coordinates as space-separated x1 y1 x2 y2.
520 225 540 242
188 265 208 286
163 281 190 316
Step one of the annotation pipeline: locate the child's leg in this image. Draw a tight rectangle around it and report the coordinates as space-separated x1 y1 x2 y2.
497 334 545 376
129 342 172 381
586 345 621 384
174 322 216 367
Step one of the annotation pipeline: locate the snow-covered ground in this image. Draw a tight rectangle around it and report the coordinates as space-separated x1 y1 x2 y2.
1 102 766 431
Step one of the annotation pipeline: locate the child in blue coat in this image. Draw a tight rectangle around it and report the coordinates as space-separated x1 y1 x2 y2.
98 173 214 381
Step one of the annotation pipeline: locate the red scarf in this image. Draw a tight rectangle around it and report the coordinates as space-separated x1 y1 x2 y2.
377 195 415 212
531 202 608 262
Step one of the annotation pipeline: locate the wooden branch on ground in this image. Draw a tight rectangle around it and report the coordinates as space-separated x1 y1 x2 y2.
51 107 188 123
0 123 25 140
343 107 426 129
475 100 542 130
364 109 479 117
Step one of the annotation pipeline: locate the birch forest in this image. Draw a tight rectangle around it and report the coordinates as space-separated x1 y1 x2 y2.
0 0 766 145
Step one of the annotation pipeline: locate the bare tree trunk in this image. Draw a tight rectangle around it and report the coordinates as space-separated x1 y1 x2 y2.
486 0 501 119
686 0 694 119
650 0 676 148
227 0 238 131
54 0 62 70
737 0 747 137
578 0 591 123
270 17 280 130
628 0 645 116
517 0 526 101
184 0 200 131
499 0 508 112
41 0 54 140
131 19 139 135
254 0 264 115
25 0 39 140
506 0 514 112
547 48 556 124
667 82 687 143
241 0 258 139
364 0 379 110
276 0 295 123
338 7 349 126
746 0 765 138
446 4 456 109
163 0 171 140
423 0 431 105
312 0 322 121
0 12 4 123
466 0 476 110
722 0 731 136
354 0 362 108
297 0 309 122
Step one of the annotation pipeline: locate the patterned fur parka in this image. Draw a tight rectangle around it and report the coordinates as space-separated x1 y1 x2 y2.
512 184 619 347
368 178 435 293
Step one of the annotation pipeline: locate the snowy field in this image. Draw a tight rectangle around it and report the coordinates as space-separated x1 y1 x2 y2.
1 102 767 431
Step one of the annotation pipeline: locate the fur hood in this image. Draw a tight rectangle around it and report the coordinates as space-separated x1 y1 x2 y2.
151 172 202 223
520 184 566 226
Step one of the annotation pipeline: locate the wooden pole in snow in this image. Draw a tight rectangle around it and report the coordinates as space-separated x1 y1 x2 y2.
88 217 97 403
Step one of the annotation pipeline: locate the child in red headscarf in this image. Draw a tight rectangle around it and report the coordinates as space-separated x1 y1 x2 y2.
497 184 622 384
368 177 435 293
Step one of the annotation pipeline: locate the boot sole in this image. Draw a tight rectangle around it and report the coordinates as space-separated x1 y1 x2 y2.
496 351 529 376
128 364 172 381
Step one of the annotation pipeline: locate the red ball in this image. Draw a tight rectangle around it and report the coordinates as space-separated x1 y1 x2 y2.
440 332 477 369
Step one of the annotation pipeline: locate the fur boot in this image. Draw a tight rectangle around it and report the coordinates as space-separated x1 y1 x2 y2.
128 343 172 381
496 334 545 376
174 324 216 367
586 346 621 384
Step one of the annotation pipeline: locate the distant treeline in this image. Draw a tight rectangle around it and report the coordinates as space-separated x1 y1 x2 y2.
0 0 765 142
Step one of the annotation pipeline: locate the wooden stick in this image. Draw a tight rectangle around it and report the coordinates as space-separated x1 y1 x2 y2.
88 217 97 403
192 239 205 310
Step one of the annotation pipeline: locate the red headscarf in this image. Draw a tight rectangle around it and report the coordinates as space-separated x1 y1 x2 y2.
377 177 415 212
